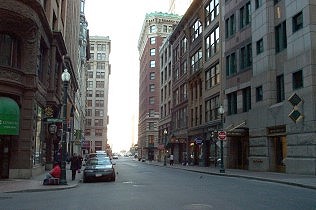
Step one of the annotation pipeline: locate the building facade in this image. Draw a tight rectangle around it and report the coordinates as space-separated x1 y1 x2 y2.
83 36 111 154
0 0 84 179
222 0 316 175
138 12 181 161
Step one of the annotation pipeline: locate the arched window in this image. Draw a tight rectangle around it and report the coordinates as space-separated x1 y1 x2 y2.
0 34 20 68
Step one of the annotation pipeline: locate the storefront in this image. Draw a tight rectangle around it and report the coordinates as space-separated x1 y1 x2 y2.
0 97 20 178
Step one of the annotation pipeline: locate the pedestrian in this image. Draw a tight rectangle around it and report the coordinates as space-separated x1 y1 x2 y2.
169 154 174 166
70 153 79 180
43 162 61 185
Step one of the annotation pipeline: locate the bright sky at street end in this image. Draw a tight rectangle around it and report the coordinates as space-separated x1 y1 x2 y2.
85 0 170 152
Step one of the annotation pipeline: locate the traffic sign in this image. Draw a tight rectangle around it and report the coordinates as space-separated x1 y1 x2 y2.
218 131 227 140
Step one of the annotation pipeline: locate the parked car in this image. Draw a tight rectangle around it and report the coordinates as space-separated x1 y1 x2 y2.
84 152 108 161
83 157 116 182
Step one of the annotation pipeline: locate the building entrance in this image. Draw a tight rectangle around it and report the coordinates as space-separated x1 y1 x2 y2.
271 136 287 173
0 136 11 178
229 137 249 169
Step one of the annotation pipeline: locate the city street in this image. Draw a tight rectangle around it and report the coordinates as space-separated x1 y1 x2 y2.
1 157 315 210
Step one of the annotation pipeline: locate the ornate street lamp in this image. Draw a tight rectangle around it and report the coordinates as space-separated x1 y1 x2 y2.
163 129 168 166
218 105 225 173
60 69 70 185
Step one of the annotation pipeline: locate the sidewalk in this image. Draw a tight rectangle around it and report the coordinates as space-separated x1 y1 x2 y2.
0 164 82 193
144 160 316 190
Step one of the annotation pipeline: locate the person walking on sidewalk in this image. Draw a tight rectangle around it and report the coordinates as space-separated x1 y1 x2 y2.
70 153 80 180
169 154 174 166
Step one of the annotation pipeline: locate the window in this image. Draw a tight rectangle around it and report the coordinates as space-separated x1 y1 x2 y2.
255 0 262 9
180 37 187 55
0 34 19 68
95 129 103 136
95 100 104 107
94 119 103 126
87 81 93 88
87 71 93 78
150 37 155 44
205 62 220 89
95 109 104 117
227 92 237 115
163 25 168 32
149 122 155 130
240 43 252 69
38 42 47 82
240 2 251 29
205 95 220 122
150 60 155 68
87 100 92 107
242 87 251 112
86 109 92 116
150 72 155 80
149 109 155 117
86 90 93 97
226 52 236 76
96 71 105 79
274 0 281 4
96 81 104 88
275 21 287 53
191 49 202 73
292 70 303 90
95 90 104 97
149 97 155 104
256 38 264 54
85 129 91 136
97 62 105 69
293 11 303 33
150 48 155 56
256 86 263 102
85 119 91 126
276 74 285 103
225 14 236 38
90 53 94 60
205 26 219 61
205 0 219 26
191 20 202 42
149 84 155 92
149 25 157 33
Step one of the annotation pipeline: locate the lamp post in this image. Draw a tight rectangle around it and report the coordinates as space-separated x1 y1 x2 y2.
163 129 167 166
218 105 225 173
60 69 70 185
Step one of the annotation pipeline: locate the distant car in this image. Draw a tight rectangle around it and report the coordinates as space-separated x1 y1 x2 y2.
112 154 119 159
83 157 116 182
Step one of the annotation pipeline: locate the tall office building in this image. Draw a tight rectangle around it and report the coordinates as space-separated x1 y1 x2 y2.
83 36 111 154
137 12 181 161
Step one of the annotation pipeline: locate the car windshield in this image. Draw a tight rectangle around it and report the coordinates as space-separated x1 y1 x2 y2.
88 158 111 166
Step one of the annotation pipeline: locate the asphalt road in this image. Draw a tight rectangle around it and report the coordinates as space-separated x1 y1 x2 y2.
1 158 315 210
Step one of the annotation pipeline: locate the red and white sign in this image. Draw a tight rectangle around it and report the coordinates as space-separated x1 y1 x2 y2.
218 131 227 140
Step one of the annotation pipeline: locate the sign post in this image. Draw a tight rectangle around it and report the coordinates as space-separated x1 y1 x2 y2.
218 131 227 141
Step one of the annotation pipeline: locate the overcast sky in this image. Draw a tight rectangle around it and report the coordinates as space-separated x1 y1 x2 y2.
85 0 170 152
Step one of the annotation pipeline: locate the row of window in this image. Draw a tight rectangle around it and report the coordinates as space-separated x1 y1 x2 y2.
85 119 104 126
90 43 107 51
89 53 106 60
87 71 106 79
86 90 105 98
85 129 103 136
87 99 104 107
86 109 104 117
86 80 105 88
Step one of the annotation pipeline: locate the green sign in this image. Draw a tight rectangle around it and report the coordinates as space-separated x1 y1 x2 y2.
0 97 20 135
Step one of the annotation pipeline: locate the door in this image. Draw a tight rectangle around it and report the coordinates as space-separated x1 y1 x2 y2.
0 136 10 178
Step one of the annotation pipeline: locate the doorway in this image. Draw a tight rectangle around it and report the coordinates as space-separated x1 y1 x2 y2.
271 136 287 173
0 136 11 178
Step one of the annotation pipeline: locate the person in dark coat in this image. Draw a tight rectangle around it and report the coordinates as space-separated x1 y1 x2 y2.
70 153 79 180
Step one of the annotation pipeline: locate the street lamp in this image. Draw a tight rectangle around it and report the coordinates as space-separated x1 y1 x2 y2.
163 129 168 166
60 69 70 185
218 105 225 173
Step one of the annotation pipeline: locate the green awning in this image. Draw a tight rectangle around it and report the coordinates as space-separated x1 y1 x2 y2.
0 97 20 135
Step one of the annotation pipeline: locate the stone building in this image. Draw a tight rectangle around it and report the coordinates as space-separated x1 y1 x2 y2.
0 0 86 179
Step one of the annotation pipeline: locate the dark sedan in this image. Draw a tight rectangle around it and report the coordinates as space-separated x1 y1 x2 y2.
83 157 116 182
